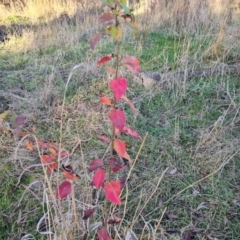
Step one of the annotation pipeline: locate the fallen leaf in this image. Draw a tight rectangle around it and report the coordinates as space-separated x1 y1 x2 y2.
83 208 95 220
63 171 80 181
48 161 57 173
59 150 69 157
25 140 34 152
41 155 55 163
49 147 57 156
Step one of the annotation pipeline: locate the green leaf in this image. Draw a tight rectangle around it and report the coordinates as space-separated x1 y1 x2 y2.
120 0 127 4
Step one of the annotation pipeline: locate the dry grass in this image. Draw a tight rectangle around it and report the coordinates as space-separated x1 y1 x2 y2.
0 0 240 239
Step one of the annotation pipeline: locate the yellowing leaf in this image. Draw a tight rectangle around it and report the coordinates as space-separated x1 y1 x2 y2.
106 26 122 40
0 111 10 124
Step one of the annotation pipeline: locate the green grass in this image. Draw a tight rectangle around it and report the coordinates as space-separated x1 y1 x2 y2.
0 11 240 239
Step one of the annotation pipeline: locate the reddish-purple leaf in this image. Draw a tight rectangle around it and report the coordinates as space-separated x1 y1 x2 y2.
90 33 102 50
98 13 114 24
98 228 112 240
15 115 27 128
89 159 104 172
109 78 128 101
122 55 140 73
59 150 69 157
108 109 126 133
104 181 122 204
93 169 105 189
97 55 112 67
108 158 126 173
119 177 128 189
56 181 72 199
107 216 121 224
83 208 95 220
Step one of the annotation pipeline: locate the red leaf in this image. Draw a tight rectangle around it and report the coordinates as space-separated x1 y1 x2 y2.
41 155 55 163
56 181 72 199
98 228 112 240
100 96 112 106
97 55 112 67
93 169 105 189
89 33 102 50
123 126 141 138
104 181 122 204
109 78 128 101
89 159 104 172
98 13 114 24
48 161 57 173
122 55 140 73
114 139 132 163
121 95 136 114
108 109 126 133
108 158 126 173
113 139 126 157
83 208 95 220
63 171 80 181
